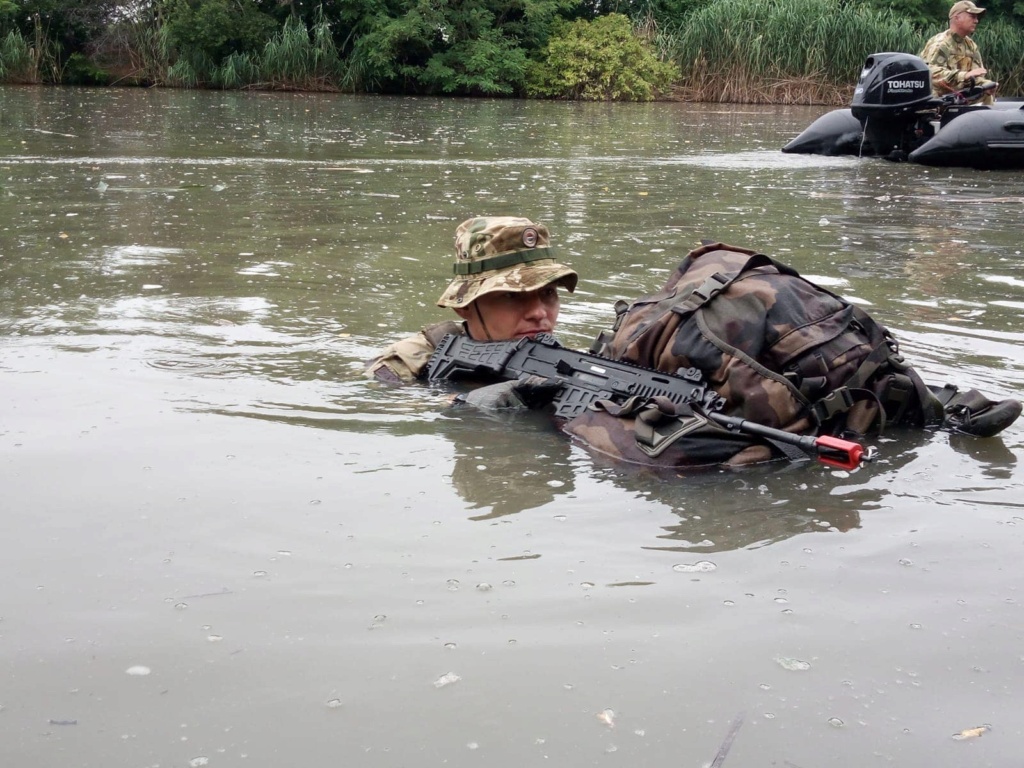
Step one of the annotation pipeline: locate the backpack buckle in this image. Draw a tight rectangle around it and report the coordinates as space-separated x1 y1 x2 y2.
810 387 855 425
675 272 731 313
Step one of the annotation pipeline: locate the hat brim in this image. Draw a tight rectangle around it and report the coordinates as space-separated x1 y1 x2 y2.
437 261 578 309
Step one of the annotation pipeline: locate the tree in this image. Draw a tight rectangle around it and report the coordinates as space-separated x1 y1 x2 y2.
342 0 576 95
3 0 124 53
162 0 277 64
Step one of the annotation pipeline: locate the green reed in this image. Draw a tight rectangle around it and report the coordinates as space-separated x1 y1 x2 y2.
0 30 34 82
661 0 926 104
0 17 62 84
245 17 344 90
973 18 1024 96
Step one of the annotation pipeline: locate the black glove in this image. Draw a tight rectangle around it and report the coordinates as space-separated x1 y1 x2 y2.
458 375 560 411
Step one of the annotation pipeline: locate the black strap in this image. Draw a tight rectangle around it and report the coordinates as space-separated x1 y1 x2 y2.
453 248 553 275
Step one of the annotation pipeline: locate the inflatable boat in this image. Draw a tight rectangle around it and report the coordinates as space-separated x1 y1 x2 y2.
782 52 1024 170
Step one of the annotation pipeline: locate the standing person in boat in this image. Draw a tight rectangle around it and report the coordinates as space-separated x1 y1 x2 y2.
920 1 997 105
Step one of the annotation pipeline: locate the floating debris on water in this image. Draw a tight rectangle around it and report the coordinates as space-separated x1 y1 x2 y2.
433 672 461 688
673 561 717 573
774 657 811 671
125 665 151 676
596 708 616 728
952 724 990 740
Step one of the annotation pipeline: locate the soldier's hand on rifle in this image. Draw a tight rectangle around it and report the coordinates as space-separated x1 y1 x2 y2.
456 375 560 410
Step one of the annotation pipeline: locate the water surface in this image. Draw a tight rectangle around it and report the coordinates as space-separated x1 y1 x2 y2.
2 87 1023 767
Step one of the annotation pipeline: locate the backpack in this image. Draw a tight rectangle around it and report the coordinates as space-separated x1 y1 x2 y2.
562 243 945 467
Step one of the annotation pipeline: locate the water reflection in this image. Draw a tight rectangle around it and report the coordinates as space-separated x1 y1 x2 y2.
441 409 578 520
202 371 1001 557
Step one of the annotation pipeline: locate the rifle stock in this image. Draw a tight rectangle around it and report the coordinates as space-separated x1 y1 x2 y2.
425 333 872 469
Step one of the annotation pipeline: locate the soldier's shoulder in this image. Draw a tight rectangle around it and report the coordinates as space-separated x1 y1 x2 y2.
365 320 466 382
922 29 953 51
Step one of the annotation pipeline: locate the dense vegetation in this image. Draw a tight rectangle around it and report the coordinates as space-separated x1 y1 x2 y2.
1 0 1023 102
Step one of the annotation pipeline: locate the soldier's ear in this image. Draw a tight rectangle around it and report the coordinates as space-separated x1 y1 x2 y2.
453 306 472 320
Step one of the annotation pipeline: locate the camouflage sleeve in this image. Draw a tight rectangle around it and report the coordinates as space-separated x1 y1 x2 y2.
365 332 437 383
364 320 466 383
921 33 961 93
920 32 988 94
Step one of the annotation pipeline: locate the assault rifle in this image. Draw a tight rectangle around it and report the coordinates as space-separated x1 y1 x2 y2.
425 333 872 470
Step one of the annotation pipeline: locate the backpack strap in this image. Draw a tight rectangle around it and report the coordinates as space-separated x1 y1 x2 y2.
802 307 944 432
670 252 778 318
606 396 809 463
589 300 629 354
694 310 808 405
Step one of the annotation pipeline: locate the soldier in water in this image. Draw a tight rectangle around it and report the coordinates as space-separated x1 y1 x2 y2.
367 215 1020 466
366 216 577 409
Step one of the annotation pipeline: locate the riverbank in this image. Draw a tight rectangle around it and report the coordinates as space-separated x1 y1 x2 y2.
3 0 1023 103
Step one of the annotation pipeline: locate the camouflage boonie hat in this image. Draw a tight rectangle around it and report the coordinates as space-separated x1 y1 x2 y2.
949 0 984 17
437 216 578 309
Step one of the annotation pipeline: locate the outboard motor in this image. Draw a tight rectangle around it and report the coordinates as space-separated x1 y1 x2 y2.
851 52 936 160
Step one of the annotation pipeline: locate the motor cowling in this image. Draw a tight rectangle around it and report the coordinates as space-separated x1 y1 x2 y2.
851 52 936 160
851 52 933 115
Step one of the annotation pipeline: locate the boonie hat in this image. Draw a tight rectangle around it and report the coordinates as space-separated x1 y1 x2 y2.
437 216 578 309
949 0 985 18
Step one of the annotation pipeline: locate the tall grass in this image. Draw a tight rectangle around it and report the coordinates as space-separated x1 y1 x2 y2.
0 30 35 82
974 18 1024 96
253 17 344 90
0 17 62 84
661 0 926 104
164 17 347 90
88 14 174 86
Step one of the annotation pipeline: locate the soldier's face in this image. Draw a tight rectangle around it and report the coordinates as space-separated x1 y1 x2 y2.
952 11 980 34
456 286 560 341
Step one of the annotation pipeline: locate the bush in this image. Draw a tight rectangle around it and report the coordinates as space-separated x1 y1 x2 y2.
62 51 110 84
526 13 676 101
163 0 277 66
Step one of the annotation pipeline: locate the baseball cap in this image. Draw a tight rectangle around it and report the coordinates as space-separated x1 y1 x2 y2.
950 1 985 18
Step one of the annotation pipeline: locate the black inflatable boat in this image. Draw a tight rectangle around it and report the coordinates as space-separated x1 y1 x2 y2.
782 52 1024 170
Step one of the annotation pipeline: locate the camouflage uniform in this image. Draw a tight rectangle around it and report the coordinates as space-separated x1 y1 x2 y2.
920 30 996 104
366 216 577 382
367 319 466 383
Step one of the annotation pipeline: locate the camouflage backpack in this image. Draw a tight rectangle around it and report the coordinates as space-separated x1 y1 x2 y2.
563 242 944 467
